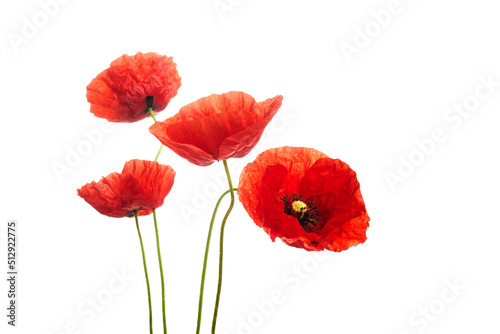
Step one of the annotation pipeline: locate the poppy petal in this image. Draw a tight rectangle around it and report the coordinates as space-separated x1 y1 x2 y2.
300 158 368 228
77 159 176 218
122 159 176 210
77 173 144 218
238 147 327 224
149 120 216 166
259 164 305 241
86 52 181 123
238 146 370 252
149 92 283 166
219 95 283 160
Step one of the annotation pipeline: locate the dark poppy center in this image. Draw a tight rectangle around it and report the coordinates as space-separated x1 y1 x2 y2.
144 96 156 113
280 194 321 233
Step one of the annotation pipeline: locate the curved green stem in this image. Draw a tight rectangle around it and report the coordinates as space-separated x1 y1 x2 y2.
196 187 237 334
154 144 164 162
148 107 158 122
148 107 164 162
134 211 153 334
153 209 167 334
211 160 235 334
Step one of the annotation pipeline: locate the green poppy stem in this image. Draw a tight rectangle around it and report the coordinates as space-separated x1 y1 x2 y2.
211 160 235 334
134 211 153 334
148 107 158 122
148 107 164 162
195 188 237 334
154 145 164 162
152 209 167 334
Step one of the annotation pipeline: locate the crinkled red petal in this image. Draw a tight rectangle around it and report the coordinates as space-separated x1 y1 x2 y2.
149 120 216 166
238 147 327 225
238 146 369 252
219 95 283 160
86 52 181 123
77 159 176 218
149 92 283 166
259 164 305 242
122 159 176 211
299 158 369 251
77 173 144 218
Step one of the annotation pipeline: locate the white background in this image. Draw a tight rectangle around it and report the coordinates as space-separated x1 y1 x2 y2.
1 0 500 333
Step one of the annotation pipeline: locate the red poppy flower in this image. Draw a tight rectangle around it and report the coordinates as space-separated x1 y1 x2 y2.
238 147 370 252
86 52 181 123
149 91 283 166
77 159 175 218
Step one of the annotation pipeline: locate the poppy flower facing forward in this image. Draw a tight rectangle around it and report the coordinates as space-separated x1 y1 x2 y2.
238 147 370 252
149 91 283 166
77 159 175 218
86 52 181 123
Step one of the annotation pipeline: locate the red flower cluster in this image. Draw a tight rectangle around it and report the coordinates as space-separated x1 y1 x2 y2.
87 52 181 123
149 91 283 166
78 159 175 218
238 147 370 252
81 51 371 254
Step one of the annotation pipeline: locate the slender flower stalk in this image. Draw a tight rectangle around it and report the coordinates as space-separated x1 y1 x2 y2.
148 106 167 332
134 211 153 334
155 144 164 162
148 107 158 122
149 107 164 161
196 188 237 334
211 160 235 334
152 209 167 334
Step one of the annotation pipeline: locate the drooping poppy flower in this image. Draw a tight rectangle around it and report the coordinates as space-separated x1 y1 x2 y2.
149 91 283 166
77 159 175 218
238 147 370 252
86 52 181 123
